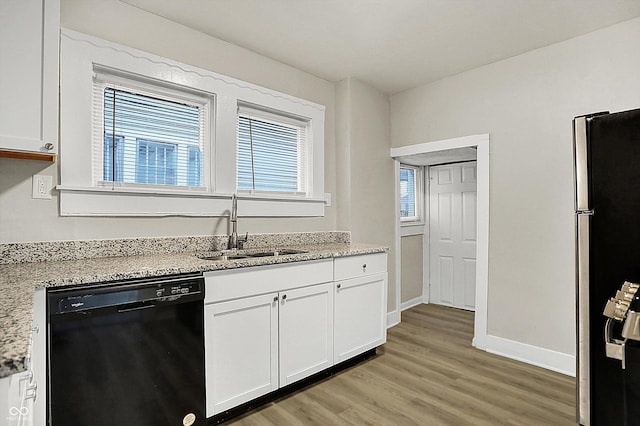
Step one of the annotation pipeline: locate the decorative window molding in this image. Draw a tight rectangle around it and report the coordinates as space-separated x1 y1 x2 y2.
58 29 325 217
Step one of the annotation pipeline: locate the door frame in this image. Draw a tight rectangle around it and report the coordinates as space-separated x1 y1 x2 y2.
391 133 489 350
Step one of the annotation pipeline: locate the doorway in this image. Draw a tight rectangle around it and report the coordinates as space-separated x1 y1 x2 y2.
391 134 489 350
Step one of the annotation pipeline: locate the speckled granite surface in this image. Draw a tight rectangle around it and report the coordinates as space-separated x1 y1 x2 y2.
0 231 351 264
0 237 387 378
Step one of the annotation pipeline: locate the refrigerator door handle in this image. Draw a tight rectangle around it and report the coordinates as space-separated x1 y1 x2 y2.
574 116 590 212
576 211 591 425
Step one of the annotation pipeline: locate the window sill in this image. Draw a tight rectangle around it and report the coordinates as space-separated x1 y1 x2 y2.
58 186 325 217
400 222 425 237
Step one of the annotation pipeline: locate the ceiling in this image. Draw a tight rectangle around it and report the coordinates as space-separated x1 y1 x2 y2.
121 0 640 94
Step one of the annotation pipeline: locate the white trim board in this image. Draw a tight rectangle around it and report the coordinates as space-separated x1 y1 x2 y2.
400 297 424 312
391 133 490 351
484 335 576 377
392 161 402 329
387 310 400 329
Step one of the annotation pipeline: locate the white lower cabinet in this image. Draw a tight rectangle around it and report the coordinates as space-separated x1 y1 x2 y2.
0 289 46 426
204 260 336 417
334 272 387 363
0 371 34 426
278 283 334 386
334 252 388 363
204 254 387 418
205 292 279 415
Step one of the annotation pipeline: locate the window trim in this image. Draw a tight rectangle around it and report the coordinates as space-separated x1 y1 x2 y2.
399 164 424 226
58 29 326 217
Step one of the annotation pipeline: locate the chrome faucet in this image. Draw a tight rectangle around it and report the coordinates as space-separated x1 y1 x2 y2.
228 194 247 249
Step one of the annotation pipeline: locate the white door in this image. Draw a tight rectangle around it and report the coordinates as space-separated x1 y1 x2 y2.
429 161 477 311
279 283 334 386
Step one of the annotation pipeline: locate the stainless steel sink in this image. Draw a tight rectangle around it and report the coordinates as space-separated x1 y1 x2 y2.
247 249 308 257
196 254 249 261
196 248 307 261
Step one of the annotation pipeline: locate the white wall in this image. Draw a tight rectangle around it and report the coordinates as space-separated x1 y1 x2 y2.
401 234 423 304
391 17 640 357
336 78 396 313
0 0 336 243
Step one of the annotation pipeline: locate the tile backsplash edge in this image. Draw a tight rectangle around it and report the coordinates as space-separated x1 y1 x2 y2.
0 231 351 264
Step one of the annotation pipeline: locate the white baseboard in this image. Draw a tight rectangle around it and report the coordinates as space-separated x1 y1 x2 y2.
400 296 424 312
484 335 576 377
387 310 400 329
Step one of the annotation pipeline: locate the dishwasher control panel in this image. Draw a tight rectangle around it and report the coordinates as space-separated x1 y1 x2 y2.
50 275 204 314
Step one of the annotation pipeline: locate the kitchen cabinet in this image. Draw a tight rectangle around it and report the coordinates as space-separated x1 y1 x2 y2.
205 292 279 415
0 0 59 158
204 260 334 417
205 282 334 416
334 253 388 363
0 289 46 426
278 283 333 386
203 254 387 418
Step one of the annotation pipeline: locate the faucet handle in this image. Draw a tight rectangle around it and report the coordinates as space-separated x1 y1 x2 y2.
238 232 249 249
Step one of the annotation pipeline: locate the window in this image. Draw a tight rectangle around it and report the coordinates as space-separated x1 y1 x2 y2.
60 30 326 217
96 80 209 189
237 105 309 195
400 165 422 222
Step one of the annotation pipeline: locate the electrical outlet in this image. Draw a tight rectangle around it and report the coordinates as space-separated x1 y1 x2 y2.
32 175 52 200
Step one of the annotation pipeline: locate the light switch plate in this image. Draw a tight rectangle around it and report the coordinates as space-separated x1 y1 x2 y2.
32 175 52 199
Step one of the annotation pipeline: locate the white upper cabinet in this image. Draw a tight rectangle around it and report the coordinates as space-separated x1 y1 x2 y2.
0 0 59 156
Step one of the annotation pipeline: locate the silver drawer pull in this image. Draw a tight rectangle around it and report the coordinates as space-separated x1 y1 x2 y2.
362 264 367 271
337 283 341 289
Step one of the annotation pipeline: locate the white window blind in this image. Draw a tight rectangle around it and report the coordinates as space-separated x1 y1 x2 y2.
237 105 309 195
93 77 208 190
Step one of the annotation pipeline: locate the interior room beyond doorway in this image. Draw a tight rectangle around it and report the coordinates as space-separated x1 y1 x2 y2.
391 134 489 350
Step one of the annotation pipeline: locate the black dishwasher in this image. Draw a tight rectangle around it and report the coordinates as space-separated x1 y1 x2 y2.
47 274 205 426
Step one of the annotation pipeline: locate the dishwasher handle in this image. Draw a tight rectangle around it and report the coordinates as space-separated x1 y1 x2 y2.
117 302 156 313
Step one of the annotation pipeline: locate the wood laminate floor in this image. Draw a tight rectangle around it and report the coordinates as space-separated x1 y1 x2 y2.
227 304 576 425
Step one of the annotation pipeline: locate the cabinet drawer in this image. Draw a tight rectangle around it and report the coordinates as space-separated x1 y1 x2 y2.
204 259 333 303
334 253 387 281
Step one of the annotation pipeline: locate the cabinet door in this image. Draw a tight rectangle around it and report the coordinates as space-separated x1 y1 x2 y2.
334 272 387 363
279 283 334 386
205 293 278 416
31 288 46 426
0 370 34 426
0 0 59 154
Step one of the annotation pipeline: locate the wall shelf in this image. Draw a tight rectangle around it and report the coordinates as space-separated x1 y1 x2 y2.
0 150 56 162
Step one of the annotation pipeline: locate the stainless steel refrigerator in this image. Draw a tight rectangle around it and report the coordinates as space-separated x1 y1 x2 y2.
574 108 640 425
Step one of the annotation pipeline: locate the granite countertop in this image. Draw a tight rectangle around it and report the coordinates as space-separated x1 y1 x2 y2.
0 242 387 378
